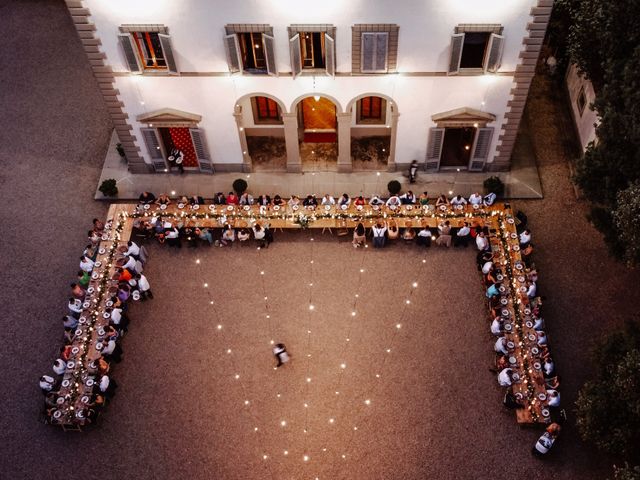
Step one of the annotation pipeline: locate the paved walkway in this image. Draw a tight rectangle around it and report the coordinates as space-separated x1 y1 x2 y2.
96 125 543 200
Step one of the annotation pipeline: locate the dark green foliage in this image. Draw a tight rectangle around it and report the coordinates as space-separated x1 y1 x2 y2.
351 136 391 162
115 142 126 158
232 178 248 195
612 464 640 480
575 321 640 461
98 179 118 197
387 180 401 195
483 176 504 197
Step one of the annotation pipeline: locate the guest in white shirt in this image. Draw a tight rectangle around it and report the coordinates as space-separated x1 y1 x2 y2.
476 232 489 251
494 336 509 355
220 225 235 247
450 195 467 206
369 195 385 206
482 261 494 275
400 191 416 204
63 315 78 329
483 192 497 206
124 241 140 257
372 222 387 248
490 317 504 336
547 390 560 407
537 330 548 346
533 316 545 331
53 359 66 375
123 255 136 271
519 229 532 246
239 192 254 205
416 226 432 247
526 282 537 298
68 298 83 318
543 356 555 377
137 273 153 300
386 195 402 208
454 222 471 247
469 192 483 206
497 368 514 386
39 375 56 393
79 255 94 273
166 227 181 248
321 194 335 206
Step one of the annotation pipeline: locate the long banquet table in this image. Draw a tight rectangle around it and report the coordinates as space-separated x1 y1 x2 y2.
50 201 551 427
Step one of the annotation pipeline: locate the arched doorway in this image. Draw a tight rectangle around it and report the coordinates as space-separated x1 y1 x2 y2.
291 94 341 172
346 94 398 171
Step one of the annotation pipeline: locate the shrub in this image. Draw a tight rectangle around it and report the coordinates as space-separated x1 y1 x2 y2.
483 176 505 197
612 182 640 266
232 178 248 195
115 142 126 158
98 179 118 197
387 180 401 195
612 464 640 480
587 206 626 260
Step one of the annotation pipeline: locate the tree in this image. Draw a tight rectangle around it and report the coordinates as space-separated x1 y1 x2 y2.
612 183 640 266
575 321 640 461
613 464 640 480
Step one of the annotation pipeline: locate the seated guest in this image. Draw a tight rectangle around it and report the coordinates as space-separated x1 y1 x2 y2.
546 389 561 408
386 195 402 208
402 224 416 241
483 192 497 206
450 194 467 206
68 298 83 318
272 194 284 206
454 222 471 247
533 315 545 331
418 191 429 205
183 225 198 248
166 227 181 248
79 255 94 273
116 267 132 282
484 266 498 286
237 228 250 243
256 194 271 207
387 221 400 240
238 192 253 205
195 227 213 246
545 375 561 390
98 357 110 376
70 283 85 299
490 317 504 336
124 240 141 258
226 191 239 205
139 191 156 204
53 358 66 376
155 193 171 205
543 354 555 378
494 337 509 355
303 195 318 207
213 192 226 205
63 314 78 329
526 281 537 298
352 223 366 248
288 195 301 208
60 344 73 360
486 282 500 298
220 225 235 246
137 273 153 301
435 194 450 206
519 229 532 247
435 221 452 247
338 193 351 207
98 374 117 398
117 283 131 302
497 368 515 387
353 195 366 207
468 192 483 206
416 226 432 247
189 195 205 205
92 218 105 233
372 222 387 248
321 194 335 206
88 229 101 245
476 231 489 251
369 195 385 206
77 270 91 288
536 330 548 347
477 250 494 270
401 191 416 204
39 375 56 393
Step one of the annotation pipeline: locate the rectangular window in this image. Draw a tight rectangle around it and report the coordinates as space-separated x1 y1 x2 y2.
238 32 267 73
132 32 167 69
357 97 386 124
253 96 281 123
577 86 587 116
300 32 326 69
460 32 490 69
448 25 504 75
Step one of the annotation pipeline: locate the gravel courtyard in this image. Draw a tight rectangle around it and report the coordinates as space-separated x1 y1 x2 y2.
1 1 640 479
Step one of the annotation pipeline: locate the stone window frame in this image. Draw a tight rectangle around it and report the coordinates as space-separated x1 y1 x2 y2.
118 24 175 75
352 24 399 74
287 24 336 75
453 23 504 74
224 24 274 36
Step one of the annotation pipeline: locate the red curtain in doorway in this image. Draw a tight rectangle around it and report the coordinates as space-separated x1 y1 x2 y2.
169 128 198 168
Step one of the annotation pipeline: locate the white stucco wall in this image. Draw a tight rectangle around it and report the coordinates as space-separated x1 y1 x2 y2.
565 63 598 152
85 0 537 169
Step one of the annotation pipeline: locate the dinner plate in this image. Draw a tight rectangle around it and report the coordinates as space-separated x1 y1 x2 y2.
356 205 363 211
95 342 103 351
62 379 70 388
106 301 113 307
87 286 94 294
507 341 515 349
531 347 540 355
72 346 80 354
160 204 167 210
53 410 62 419
538 393 547 401
499 286 506 293
524 308 531 315
515 392 523 400
509 356 517 365
525 321 533 328
208 204 216 211
439 205 447 211
500 298 508 305
81 395 90 404
293 205 299 211
103 312 110 319
82 301 90 309
86 379 94 387
168 155 175 161
176 203 184 209
519 286 527 293
406 205 413 211
57 396 65 404
518 276 525 283
473 204 479 209
528 334 536 341
98 327 105 336
75 328 83 336
541 408 550 417
341 204 348 210
66 361 75 369
273 205 280 211
324 205 331 210
456 204 463 210
510 233 518 239
504 323 512 332
95 260 103 268
512 373 520 381
496 274 504 281
389 205 397 211
91 272 99 279
423 204 430 210
513 245 520 252
533 361 542 370
76 410 85 418
373 206 380 211
243 205 251 211
132 291 141 301
143 204 150 210
192 204 200 210
98 248 106 255
515 263 524 270
101 234 108 240
501 309 509 317
507 218 515 224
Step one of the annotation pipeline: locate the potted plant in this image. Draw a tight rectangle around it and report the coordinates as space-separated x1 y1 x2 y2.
387 180 402 196
233 178 248 195
115 142 126 160
483 176 505 198
99 179 118 197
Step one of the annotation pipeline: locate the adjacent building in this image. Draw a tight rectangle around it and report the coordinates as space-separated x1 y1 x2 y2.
67 0 553 174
